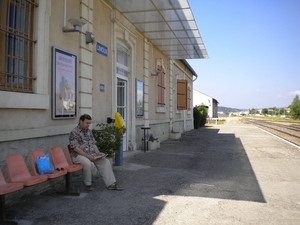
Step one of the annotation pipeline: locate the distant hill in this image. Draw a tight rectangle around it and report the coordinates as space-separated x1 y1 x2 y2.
218 106 246 114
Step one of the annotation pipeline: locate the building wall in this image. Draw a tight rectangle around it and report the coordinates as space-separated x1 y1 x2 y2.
0 0 196 172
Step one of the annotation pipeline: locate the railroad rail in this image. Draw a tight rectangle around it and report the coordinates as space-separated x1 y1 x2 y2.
243 118 300 147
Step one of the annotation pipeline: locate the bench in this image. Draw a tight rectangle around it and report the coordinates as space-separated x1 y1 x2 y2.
2 146 83 223
6 154 48 186
4 153 48 224
0 169 24 225
50 146 83 196
30 149 68 179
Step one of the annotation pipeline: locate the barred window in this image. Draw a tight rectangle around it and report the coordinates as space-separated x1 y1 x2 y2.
116 43 130 77
0 0 36 93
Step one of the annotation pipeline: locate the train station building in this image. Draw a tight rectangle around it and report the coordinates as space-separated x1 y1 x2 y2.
0 0 208 162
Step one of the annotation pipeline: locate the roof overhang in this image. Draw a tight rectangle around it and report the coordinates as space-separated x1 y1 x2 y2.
108 0 208 59
180 59 198 81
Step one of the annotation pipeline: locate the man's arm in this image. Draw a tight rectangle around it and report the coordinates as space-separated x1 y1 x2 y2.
72 147 96 162
93 145 107 158
69 129 96 162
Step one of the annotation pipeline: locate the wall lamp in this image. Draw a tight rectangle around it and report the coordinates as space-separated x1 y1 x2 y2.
62 18 86 33
151 69 164 76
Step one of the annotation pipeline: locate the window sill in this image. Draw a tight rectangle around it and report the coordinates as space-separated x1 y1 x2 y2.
0 91 49 109
156 106 166 113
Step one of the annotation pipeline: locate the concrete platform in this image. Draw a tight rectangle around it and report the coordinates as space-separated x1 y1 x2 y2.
5 121 300 225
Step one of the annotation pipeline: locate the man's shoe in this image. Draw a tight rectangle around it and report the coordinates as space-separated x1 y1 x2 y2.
108 183 123 191
84 184 95 191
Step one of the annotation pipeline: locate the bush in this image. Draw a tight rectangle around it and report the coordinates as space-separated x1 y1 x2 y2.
193 105 208 129
92 123 126 158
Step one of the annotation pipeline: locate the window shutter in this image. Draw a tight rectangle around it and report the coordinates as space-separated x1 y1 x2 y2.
157 66 165 107
187 86 191 110
177 80 187 110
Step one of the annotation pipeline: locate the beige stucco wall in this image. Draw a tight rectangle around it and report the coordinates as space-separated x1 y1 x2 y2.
92 0 113 123
0 0 197 162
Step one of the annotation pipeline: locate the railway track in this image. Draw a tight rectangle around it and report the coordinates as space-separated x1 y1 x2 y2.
243 118 300 147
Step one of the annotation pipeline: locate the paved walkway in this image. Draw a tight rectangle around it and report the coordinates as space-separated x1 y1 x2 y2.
6 121 300 225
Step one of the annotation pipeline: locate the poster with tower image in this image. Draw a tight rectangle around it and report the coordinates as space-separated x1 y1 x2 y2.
52 47 77 119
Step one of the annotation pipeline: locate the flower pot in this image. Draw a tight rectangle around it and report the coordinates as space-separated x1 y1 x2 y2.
114 145 123 166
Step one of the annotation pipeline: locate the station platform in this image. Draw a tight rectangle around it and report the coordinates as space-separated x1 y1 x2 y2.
6 119 300 224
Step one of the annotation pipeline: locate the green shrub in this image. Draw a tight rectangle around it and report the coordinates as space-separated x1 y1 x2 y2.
92 123 126 158
193 105 208 129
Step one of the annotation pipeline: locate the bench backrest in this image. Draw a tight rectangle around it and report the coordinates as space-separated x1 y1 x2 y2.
6 154 32 182
0 170 7 186
50 146 69 169
66 145 74 165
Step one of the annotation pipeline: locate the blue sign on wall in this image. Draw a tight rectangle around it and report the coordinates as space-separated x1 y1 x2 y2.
100 83 105 92
96 42 108 57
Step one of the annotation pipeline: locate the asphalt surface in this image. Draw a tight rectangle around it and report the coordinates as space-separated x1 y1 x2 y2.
5 119 300 225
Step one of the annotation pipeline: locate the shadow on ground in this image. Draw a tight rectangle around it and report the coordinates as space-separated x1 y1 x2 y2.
6 126 265 225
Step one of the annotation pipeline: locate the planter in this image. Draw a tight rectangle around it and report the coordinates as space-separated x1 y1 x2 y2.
148 139 160 150
114 145 123 166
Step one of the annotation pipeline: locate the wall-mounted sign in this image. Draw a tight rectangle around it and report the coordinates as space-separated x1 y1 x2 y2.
96 42 108 57
136 79 144 117
100 83 105 92
52 47 77 119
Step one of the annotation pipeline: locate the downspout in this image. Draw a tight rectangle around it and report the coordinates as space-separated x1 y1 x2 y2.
192 73 198 82
63 0 67 27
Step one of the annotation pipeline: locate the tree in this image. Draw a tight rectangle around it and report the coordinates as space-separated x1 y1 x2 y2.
262 108 268 115
289 95 300 119
249 108 256 115
279 108 285 115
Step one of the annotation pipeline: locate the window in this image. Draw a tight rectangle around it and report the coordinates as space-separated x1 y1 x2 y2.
177 79 188 110
187 85 191 110
0 0 36 93
157 65 165 107
116 43 130 77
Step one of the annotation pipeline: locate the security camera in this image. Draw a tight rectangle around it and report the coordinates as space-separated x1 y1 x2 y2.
86 31 95 44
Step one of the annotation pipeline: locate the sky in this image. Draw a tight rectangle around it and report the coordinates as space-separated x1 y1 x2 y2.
187 0 300 109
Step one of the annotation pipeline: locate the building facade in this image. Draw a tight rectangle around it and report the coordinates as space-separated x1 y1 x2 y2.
0 0 208 170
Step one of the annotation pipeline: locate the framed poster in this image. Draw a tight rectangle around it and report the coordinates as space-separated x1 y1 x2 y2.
52 47 77 119
136 79 144 116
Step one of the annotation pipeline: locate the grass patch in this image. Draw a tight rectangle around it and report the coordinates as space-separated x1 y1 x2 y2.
207 119 226 125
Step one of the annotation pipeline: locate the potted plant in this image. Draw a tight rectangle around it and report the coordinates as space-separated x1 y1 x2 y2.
92 123 126 163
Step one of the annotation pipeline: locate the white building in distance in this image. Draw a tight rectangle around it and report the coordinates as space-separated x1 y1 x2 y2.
193 89 219 119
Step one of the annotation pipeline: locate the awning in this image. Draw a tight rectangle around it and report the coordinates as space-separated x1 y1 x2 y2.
108 0 208 59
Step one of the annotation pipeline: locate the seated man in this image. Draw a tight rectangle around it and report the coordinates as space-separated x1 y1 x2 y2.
69 114 123 191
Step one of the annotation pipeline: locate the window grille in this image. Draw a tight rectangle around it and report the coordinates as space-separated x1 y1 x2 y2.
0 0 36 93
116 43 131 77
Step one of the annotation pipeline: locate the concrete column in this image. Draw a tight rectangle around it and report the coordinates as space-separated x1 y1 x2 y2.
143 39 150 127
78 0 93 117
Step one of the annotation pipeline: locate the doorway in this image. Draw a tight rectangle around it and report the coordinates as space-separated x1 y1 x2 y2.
117 79 127 151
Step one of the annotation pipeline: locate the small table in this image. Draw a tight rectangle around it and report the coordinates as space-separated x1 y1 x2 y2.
141 127 151 152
